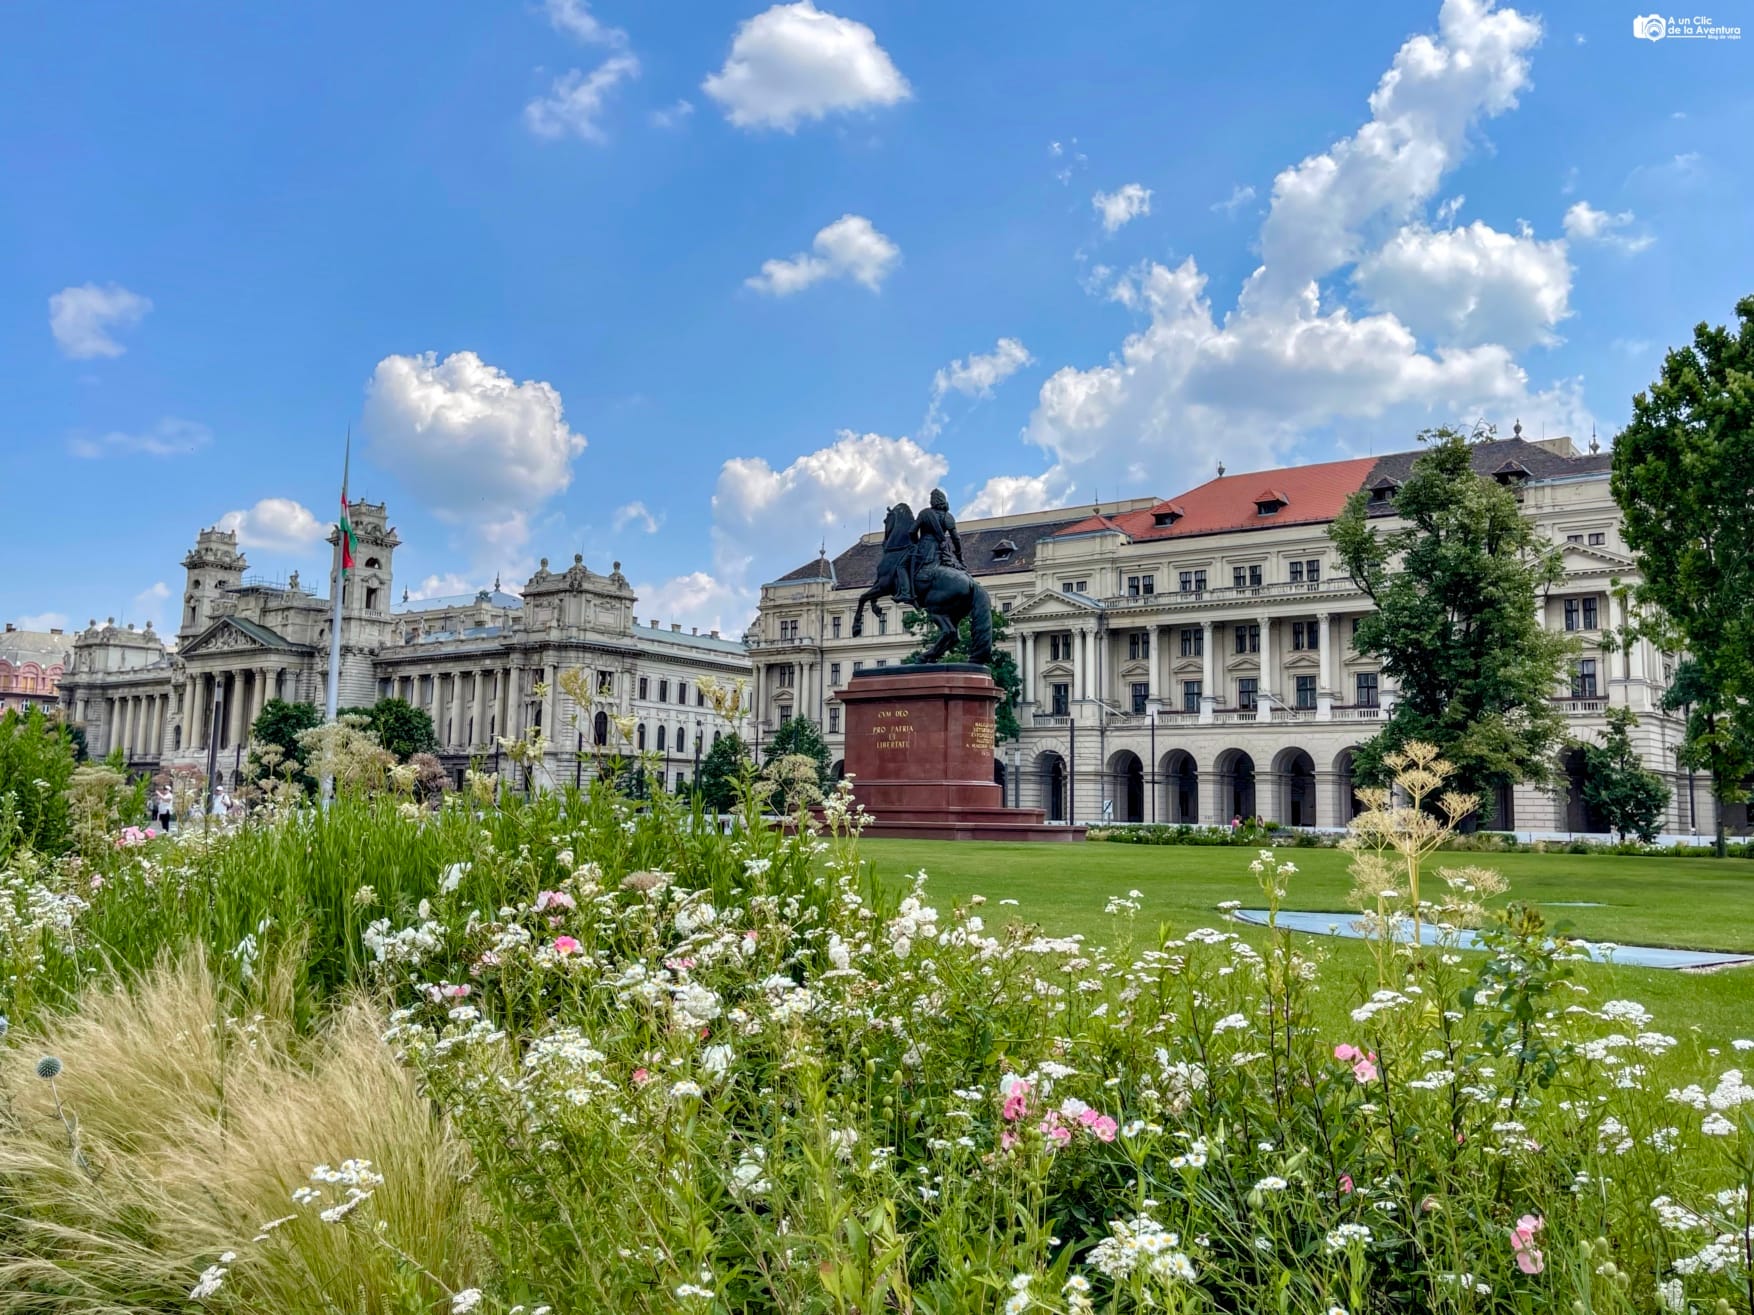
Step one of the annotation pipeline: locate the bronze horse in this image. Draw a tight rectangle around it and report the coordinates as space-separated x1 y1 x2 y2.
851 502 993 664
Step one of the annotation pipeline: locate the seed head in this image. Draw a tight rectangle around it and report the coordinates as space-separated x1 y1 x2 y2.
36 1055 63 1080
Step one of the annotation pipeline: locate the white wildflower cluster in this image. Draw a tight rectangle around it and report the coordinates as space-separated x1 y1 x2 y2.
188 1251 237 1301
361 915 444 967
519 1029 618 1114
887 894 940 960
1325 1222 1373 1251
296 1157 385 1224
1087 1215 1197 1283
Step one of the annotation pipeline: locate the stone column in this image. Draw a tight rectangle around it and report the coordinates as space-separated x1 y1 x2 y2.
256 666 271 724
119 697 133 756
1199 620 1216 724
1146 626 1160 704
1317 612 1335 721
225 673 244 748
1256 613 1274 722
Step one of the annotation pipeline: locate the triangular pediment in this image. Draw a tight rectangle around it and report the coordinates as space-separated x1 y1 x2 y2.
1011 589 1103 621
179 616 302 658
1558 543 1631 572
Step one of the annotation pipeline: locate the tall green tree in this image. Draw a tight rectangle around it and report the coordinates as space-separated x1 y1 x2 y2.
250 698 322 790
1580 707 1671 844
1330 425 1575 820
695 732 751 812
0 707 77 856
340 698 439 762
1661 660 1754 853
1611 295 1754 856
904 604 1024 741
764 715 831 799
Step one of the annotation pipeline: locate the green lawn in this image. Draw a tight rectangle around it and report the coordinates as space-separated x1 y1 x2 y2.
858 837 1754 1042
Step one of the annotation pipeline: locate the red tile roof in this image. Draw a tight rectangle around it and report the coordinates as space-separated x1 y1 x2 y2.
1054 455 1380 542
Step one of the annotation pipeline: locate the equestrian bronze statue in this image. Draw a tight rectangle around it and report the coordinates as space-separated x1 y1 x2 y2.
851 488 994 664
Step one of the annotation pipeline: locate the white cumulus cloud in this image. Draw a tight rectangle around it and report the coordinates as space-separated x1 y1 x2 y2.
703 1 910 131
67 418 211 460
362 350 587 561
999 0 1586 505
1353 220 1571 348
1092 183 1152 234
612 500 660 533
217 498 328 553
920 337 1034 440
542 0 626 46
1211 184 1256 217
1562 201 1655 253
525 54 640 142
406 573 481 601
745 215 900 295
49 283 152 359
631 570 754 637
962 470 1076 520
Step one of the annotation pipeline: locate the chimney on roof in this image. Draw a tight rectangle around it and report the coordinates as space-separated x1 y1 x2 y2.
50 627 63 635
692 626 698 635
650 618 659 628
710 629 720 638
671 623 681 632
3 623 12 632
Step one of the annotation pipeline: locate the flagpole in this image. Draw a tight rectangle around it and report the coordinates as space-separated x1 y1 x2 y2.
321 430 350 806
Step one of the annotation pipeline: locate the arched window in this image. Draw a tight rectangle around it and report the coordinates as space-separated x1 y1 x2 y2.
656 726 667 752
636 723 647 750
365 557 381 569
593 710 608 746
713 730 722 746
676 728 687 754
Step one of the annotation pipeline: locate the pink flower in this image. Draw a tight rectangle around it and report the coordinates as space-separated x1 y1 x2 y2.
631 1067 651 1085
1352 1057 1379 1083
536 889 575 911
1001 1079 1032 1122
1339 1174 1354 1194
553 935 580 957
1000 1130 1019 1151
1089 1115 1118 1142
443 983 471 999
1038 1115 1071 1147
1511 1214 1545 1274
1333 1043 1360 1062
1077 1108 1101 1128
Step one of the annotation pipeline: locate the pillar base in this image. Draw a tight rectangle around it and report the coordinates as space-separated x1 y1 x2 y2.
840 666 1085 843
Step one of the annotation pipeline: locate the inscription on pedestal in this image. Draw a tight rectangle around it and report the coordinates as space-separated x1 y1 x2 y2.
965 719 994 753
871 707 914 752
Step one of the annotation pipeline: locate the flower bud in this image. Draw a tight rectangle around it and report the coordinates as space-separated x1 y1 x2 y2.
36 1055 63 1080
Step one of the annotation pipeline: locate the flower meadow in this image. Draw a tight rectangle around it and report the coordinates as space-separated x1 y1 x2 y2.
2 747 1754 1313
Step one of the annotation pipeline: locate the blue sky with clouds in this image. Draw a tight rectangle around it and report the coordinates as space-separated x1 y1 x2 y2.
4 0 1750 636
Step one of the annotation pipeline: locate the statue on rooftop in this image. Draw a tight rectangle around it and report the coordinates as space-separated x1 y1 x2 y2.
852 487 992 663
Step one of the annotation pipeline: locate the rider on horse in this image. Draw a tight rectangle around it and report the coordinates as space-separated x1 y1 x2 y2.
897 488 966 605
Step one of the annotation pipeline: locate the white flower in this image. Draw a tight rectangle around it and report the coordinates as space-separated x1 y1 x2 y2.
1211 1012 1250 1034
451 1291 484 1314
1701 1112 1735 1136
701 1044 734 1079
1253 1175 1288 1191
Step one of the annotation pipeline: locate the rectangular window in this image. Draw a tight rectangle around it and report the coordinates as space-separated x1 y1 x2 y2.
852 660 865 673
1356 672 1379 707
1183 680 1202 714
1233 566 1246 589
1295 674 1317 709
832 615 842 638
1582 597 1599 630
1249 564 1263 587
877 614 888 635
1564 599 1579 631
1573 659 1598 698
1292 621 1307 650
1051 683 1069 716
1179 570 1193 593
1248 623 1260 654
1588 531 1605 546
1306 559 1321 583
1289 561 1304 584
1235 624 1248 655
1567 533 1584 544
658 680 669 703
1128 632 1150 660
1126 574 1155 596
1180 627 1203 657
597 670 613 694
830 661 842 685
1131 682 1149 715
1238 678 1258 711
875 658 887 668
638 676 649 699
828 706 841 733
1193 569 1207 591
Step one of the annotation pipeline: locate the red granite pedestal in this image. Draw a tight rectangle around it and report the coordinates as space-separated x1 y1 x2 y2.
839 665 1084 842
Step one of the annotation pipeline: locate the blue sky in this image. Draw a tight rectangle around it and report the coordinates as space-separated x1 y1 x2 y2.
4 0 1750 637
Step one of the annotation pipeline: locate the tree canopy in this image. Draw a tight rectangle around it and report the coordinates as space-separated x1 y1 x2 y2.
1329 425 1575 819
1580 707 1670 844
695 732 751 812
1611 294 1754 855
340 698 439 762
763 716 831 806
250 698 323 789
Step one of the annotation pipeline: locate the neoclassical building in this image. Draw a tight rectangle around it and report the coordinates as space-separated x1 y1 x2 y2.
753 431 1734 839
58 501 752 791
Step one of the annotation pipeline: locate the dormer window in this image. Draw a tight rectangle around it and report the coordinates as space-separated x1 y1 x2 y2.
1254 488 1289 516
1492 460 1530 486
991 538 1018 560
1151 501 1186 527
1366 477 1400 505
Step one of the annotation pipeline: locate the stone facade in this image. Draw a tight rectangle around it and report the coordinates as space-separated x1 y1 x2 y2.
58 501 752 791
0 625 71 717
755 433 1737 839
